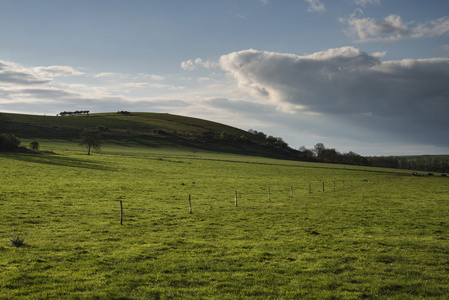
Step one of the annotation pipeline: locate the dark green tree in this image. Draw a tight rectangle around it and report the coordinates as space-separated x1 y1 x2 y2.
0 133 21 151
79 129 102 155
313 143 325 159
29 141 40 151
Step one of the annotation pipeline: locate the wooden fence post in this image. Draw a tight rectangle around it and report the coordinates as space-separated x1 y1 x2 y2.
268 188 271 201
309 184 311 194
189 194 192 214
235 190 238 207
323 182 325 192
120 200 123 225
291 186 293 196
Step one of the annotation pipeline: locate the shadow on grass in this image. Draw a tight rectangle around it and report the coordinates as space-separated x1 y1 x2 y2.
2 152 113 171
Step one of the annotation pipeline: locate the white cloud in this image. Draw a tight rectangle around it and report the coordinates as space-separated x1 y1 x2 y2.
305 0 325 12
150 75 165 81
181 58 217 71
342 10 449 42
0 60 49 85
94 72 126 78
219 47 449 148
32 66 85 77
134 73 165 81
122 82 184 90
354 0 380 7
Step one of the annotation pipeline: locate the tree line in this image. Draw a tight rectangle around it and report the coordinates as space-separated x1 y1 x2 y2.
248 129 289 150
58 110 90 116
370 156 449 173
297 143 448 173
297 143 369 166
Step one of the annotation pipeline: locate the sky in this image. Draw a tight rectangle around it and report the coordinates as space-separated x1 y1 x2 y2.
1 0 449 156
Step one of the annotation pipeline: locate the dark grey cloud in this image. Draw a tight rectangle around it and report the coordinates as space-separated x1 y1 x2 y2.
219 47 449 148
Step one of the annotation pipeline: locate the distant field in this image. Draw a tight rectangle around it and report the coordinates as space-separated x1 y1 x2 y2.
1 146 449 299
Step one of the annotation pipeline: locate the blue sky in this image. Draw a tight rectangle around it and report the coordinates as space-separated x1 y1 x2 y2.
1 0 449 155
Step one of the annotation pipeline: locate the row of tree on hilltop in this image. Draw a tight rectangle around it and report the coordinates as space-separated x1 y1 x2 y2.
58 110 90 116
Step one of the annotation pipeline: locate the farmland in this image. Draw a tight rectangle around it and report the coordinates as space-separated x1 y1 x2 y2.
1 146 449 299
1 112 449 299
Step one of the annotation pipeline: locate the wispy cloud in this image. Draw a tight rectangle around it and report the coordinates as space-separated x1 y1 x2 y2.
305 0 325 12
354 0 380 7
94 72 126 78
181 58 217 71
342 10 449 42
32 66 85 78
149 75 165 81
122 82 184 90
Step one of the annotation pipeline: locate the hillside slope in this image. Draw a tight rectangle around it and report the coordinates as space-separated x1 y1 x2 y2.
5 112 299 159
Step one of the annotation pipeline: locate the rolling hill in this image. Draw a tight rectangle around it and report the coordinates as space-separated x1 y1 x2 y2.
3 112 299 159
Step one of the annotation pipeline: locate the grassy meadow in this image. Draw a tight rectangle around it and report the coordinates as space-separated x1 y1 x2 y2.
1 141 449 299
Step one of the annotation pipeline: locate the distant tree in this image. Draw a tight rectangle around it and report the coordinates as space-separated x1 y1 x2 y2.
257 131 267 139
298 146 315 161
313 143 325 159
320 148 340 163
342 151 366 165
79 129 102 155
29 141 40 151
0 133 21 152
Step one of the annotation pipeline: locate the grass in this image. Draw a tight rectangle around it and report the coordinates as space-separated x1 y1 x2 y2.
1 146 449 299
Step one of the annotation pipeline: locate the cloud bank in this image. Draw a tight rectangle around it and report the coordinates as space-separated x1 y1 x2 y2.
219 47 449 148
2 45 449 154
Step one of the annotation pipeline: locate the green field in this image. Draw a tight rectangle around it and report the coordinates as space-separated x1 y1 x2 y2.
2 113 449 299
2 143 449 299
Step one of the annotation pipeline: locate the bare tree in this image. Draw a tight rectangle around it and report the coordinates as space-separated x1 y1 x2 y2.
79 129 102 155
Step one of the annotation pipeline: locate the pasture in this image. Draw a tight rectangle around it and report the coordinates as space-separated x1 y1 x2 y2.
1 147 449 299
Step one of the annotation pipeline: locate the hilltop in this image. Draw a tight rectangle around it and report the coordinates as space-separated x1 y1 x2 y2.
3 111 299 159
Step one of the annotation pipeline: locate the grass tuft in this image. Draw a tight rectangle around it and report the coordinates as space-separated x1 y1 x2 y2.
9 236 25 247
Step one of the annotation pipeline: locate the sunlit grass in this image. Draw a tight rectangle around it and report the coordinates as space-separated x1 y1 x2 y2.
1 149 448 299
